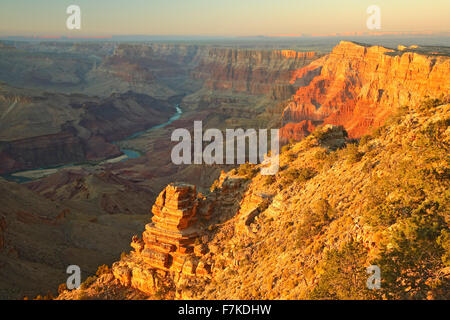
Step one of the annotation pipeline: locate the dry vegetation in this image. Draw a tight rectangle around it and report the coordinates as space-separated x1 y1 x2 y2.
193 99 449 300
56 99 449 300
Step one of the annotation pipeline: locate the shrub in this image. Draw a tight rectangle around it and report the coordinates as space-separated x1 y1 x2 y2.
371 125 385 138
420 97 446 110
282 169 299 185
311 199 336 221
296 199 335 246
263 175 275 186
385 105 410 127
359 134 373 146
309 241 377 300
286 152 297 162
421 117 450 148
312 125 348 141
311 126 327 141
282 167 316 186
344 143 364 164
281 144 291 154
297 168 317 183
438 230 450 267
237 162 257 178
210 179 220 192
323 151 338 167
314 150 328 161
374 211 448 299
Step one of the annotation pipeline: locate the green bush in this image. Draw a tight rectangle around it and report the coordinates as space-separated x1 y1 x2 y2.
309 241 377 300
373 210 448 299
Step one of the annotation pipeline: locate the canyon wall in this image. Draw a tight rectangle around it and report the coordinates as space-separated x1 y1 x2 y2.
0 87 174 174
193 48 319 100
95 44 321 101
281 41 450 140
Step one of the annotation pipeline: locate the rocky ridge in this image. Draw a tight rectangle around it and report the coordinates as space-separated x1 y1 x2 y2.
58 100 449 300
280 41 450 141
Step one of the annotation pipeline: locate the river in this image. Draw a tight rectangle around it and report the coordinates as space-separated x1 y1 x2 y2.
3 105 183 183
117 105 182 160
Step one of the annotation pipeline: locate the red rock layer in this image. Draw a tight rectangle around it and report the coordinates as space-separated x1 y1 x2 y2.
281 41 450 139
279 120 318 144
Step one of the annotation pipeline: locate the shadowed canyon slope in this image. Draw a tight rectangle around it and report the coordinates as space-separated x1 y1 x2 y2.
0 176 151 299
0 85 174 174
280 41 450 141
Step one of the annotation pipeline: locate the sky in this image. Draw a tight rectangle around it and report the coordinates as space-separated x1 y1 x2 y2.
0 0 449 37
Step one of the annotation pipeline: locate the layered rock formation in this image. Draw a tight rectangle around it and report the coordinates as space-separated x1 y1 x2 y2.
76 175 249 299
0 86 174 174
193 48 319 100
112 183 213 295
279 120 319 143
281 41 450 140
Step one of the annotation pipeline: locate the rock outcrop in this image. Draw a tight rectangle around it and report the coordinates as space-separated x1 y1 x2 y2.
112 183 213 294
281 41 450 140
98 174 249 298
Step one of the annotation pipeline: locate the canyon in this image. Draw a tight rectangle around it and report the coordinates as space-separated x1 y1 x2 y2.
58 100 450 300
0 85 175 174
0 40 320 299
279 41 450 141
0 39 448 299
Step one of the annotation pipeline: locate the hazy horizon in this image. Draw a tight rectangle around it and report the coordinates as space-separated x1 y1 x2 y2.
0 0 449 37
